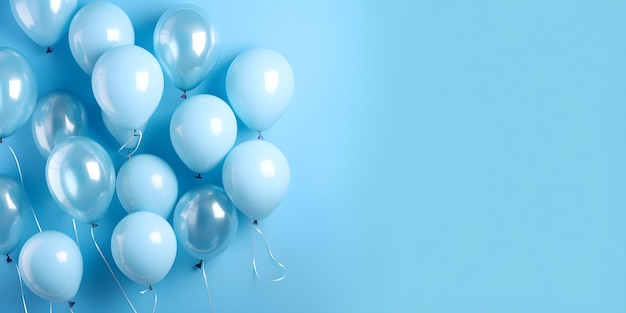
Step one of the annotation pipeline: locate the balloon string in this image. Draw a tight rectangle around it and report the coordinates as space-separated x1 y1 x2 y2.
7 144 42 232
117 129 143 158
140 286 157 313
72 219 80 247
9 256 29 313
248 219 286 282
90 225 139 313
200 261 214 313
49 301 52 313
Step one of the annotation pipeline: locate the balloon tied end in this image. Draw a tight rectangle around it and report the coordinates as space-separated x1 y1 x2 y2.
68 301 76 308
181 91 187 99
258 131 265 140
92 223 98 229
0 138 3 143
195 173 202 179
149 285 153 291
253 219 258 225
46 47 53 53
6 254 12 263
195 260 203 269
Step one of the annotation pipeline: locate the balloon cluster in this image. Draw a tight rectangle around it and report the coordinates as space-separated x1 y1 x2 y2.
1 0 293 309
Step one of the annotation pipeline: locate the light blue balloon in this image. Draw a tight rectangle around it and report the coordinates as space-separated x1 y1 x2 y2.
153 4 220 93
19 231 83 302
225 48 294 131
116 154 178 219
68 2 134 75
101 110 146 150
31 89 88 159
0 175 28 255
173 184 238 261
92 44 164 130
170 94 237 174
222 140 290 220
45 136 116 224
9 0 77 50
111 211 177 286
0 47 38 139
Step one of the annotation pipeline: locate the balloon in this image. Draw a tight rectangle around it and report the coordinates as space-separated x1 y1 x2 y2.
9 0 77 51
19 231 83 302
116 154 178 219
222 140 290 220
111 211 177 286
92 45 164 130
170 94 237 174
173 184 238 261
45 136 116 224
0 47 38 139
31 89 88 159
101 110 146 150
225 48 294 131
153 4 220 93
0 175 28 255
68 2 134 75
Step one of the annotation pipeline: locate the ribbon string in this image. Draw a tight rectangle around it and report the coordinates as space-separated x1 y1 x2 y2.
200 261 214 313
140 286 157 313
117 129 143 158
6 144 42 232
248 219 286 282
8 256 29 313
72 219 80 247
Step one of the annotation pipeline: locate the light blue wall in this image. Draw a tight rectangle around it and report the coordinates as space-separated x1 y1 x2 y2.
0 1 625 312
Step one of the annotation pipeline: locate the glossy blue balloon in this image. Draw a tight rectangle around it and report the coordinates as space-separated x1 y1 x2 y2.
31 89 88 159
173 184 238 261
101 110 146 150
45 136 116 224
92 45 164 130
116 154 178 219
153 4 220 92
222 140 290 220
19 231 83 302
0 47 38 139
68 2 134 75
0 175 28 255
9 0 77 50
170 94 237 174
111 211 177 286
225 48 294 131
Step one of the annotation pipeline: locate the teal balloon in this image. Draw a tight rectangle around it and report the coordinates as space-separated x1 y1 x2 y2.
173 184 238 261
170 94 237 174
9 0 77 49
222 140 290 220
92 45 164 130
111 211 177 286
101 110 146 149
31 89 88 159
68 2 134 75
116 154 178 219
153 4 220 92
225 48 294 131
45 136 116 224
0 47 38 139
19 231 83 302
0 175 28 255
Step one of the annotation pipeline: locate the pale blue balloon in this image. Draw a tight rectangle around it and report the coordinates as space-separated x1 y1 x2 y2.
92 44 164 130
170 94 237 174
225 48 294 131
68 2 134 75
0 47 38 139
116 154 178 219
9 0 77 50
19 231 83 302
101 110 146 150
111 211 177 286
173 184 238 261
0 175 28 255
153 4 220 93
222 140 290 220
45 136 116 224
31 89 88 159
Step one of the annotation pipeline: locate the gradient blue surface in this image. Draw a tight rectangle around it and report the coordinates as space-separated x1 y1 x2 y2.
0 1 625 312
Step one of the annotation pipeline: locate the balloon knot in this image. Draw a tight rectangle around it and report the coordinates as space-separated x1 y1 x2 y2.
253 220 258 225
257 131 265 140
46 47 53 53
92 223 98 229
195 173 202 179
181 91 187 99
149 285 153 291
0 138 3 143
195 260 203 269
68 301 76 308
6 254 13 263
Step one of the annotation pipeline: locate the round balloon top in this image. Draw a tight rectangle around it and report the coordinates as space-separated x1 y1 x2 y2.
0 47 38 139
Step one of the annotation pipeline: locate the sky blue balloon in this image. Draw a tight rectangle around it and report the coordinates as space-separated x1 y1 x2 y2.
19 231 83 302
31 89 88 159
92 44 164 130
225 48 294 131
68 2 134 75
116 154 178 219
9 0 77 51
45 136 116 224
153 4 220 93
111 211 177 287
170 94 237 174
173 184 238 261
222 140 290 220
0 47 37 139
101 110 146 150
0 175 28 255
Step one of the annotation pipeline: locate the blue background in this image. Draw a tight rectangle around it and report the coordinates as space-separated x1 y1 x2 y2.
1 0 625 312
